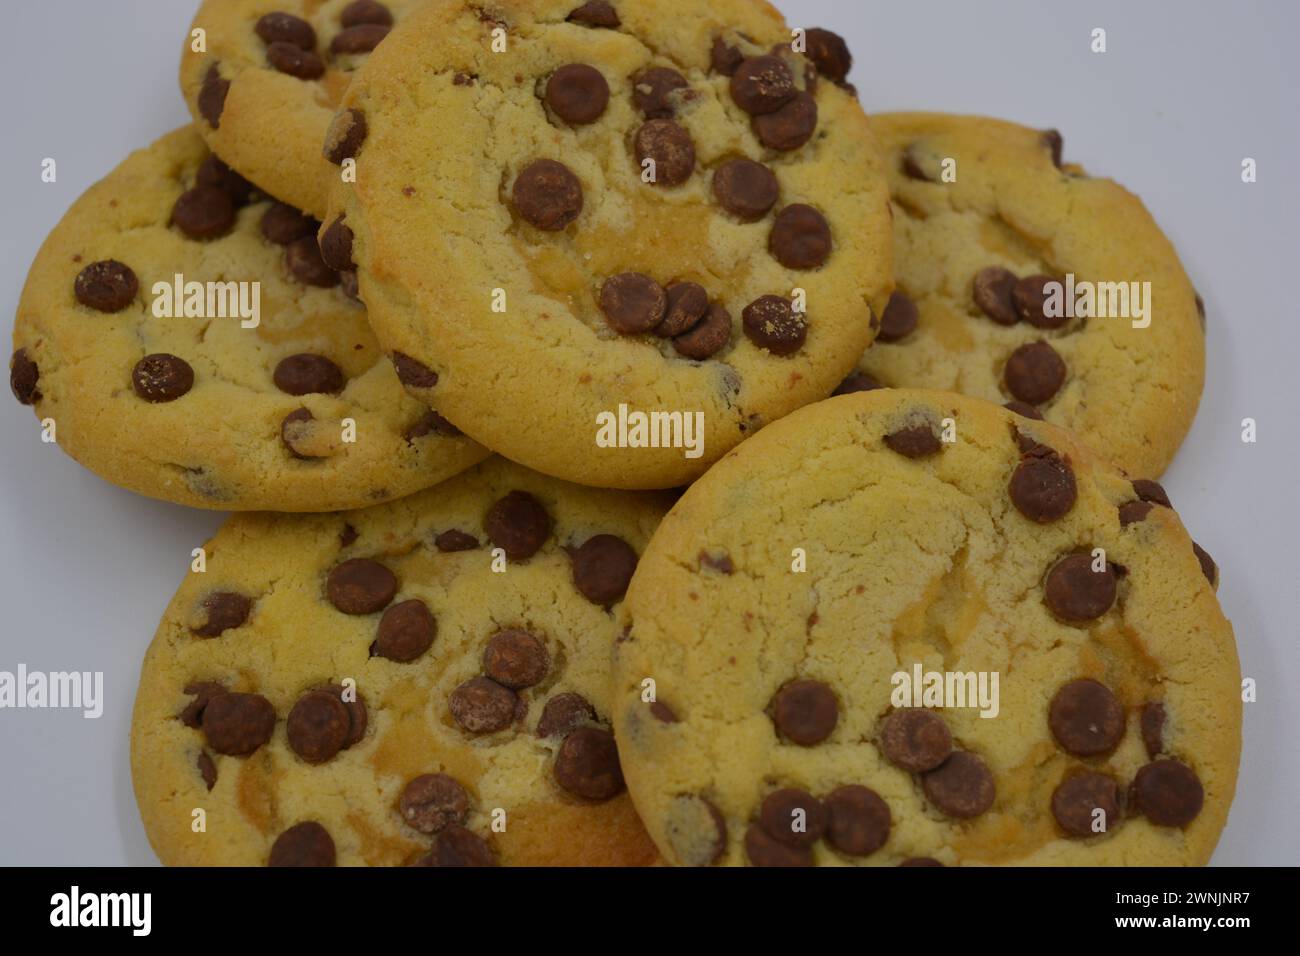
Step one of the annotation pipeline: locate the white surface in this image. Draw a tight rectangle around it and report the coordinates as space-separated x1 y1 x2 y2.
0 0 1296 866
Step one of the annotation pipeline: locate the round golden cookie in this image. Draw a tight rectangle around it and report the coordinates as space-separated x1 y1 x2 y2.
181 0 424 218
9 127 486 511
842 113 1205 478
323 0 893 488
613 388 1239 866
131 457 668 866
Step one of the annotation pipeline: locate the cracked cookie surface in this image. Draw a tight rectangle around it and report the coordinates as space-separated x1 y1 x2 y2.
131 457 668 865
10 126 487 511
181 0 425 218
845 113 1205 478
614 388 1239 865
324 0 892 488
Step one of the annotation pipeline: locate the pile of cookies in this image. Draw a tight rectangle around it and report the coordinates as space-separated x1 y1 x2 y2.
11 0 1238 866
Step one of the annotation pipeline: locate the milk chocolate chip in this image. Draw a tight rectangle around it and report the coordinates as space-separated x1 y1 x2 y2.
770 679 837 745
533 697 595 738
713 158 779 221
877 292 918 342
1005 341 1066 405
600 272 667 334
261 203 318 244
570 534 638 604
269 821 335 867
730 55 795 115
274 353 345 395
553 727 625 799
635 119 695 186
198 64 230 128
9 349 40 405
319 216 355 272
202 692 275 756
536 692 596 738
879 709 952 772
400 774 469 834
769 204 831 269
373 599 435 662
255 12 316 49
1009 449 1077 522
193 591 253 637
485 491 552 560
286 690 350 763
267 41 325 80
632 67 688 118
673 303 732 360
267 822 335 868
567 1 619 28
973 266 1019 325
75 260 138 313
921 752 995 819
435 529 478 552
742 295 805 356
759 788 825 847
1052 772 1120 837
342 1 393 28
753 91 817 151
425 826 496 866
132 354 194 403
331 23 390 54
824 785 890 856
657 282 709 337
834 371 884 395
171 186 235 240
483 628 549 689
284 236 341 288
1014 275 1068 329
884 423 941 459
326 558 397 615
744 823 812 866
804 28 852 83
546 63 609 124
512 159 583 230
1044 554 1117 622
1049 678 1126 756
449 677 518 734
324 109 367 165
1131 759 1204 827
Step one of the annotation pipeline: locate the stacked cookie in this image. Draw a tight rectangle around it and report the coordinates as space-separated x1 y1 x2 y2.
9 0 1238 866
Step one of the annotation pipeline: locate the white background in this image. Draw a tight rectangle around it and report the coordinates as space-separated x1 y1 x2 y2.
1 0 1296 865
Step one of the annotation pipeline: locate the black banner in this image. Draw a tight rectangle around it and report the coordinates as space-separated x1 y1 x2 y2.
2 865 1285 939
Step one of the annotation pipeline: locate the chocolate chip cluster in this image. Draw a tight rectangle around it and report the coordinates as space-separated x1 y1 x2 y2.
503 21 852 363
175 484 644 865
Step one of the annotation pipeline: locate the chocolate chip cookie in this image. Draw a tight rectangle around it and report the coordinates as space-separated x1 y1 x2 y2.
843 113 1205 478
181 0 423 218
322 1 892 488
613 388 1239 865
10 127 487 511
131 457 667 865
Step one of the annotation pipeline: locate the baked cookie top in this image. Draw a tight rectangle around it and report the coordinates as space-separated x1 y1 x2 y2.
613 388 1239 866
131 457 668 866
10 127 487 512
181 0 424 218
843 113 1205 478
323 0 892 489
